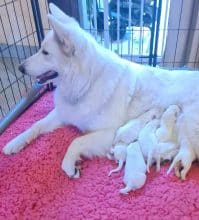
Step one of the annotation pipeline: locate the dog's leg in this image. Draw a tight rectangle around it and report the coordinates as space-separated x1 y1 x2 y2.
156 154 161 172
180 153 193 180
61 129 115 177
3 109 62 154
167 153 181 175
147 148 153 173
180 161 192 180
108 159 124 176
119 185 132 194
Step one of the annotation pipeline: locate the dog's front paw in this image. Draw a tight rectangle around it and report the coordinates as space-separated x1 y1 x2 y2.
2 137 27 155
61 157 78 178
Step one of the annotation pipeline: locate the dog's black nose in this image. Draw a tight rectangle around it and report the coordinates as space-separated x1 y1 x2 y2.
18 64 26 74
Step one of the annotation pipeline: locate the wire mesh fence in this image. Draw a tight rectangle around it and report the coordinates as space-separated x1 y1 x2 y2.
0 0 38 119
0 0 198 123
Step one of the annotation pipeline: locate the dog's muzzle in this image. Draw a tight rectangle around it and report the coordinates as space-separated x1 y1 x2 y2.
36 71 59 84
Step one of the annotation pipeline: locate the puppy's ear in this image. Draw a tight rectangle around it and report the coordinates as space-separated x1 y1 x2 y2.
49 3 79 26
48 14 82 57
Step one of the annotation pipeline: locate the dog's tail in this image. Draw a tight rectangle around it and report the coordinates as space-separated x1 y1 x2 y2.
167 153 181 175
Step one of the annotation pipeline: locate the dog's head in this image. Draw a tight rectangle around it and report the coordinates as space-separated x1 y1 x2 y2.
19 3 89 85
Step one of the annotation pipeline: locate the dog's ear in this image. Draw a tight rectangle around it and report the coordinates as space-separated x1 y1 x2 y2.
48 14 83 57
49 3 79 26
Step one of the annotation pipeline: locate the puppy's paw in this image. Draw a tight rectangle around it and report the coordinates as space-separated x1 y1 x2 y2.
108 170 113 177
119 188 129 195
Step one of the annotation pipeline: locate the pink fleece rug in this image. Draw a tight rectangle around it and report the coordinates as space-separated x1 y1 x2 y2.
0 92 199 220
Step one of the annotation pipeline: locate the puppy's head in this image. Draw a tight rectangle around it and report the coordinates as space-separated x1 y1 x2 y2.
18 3 88 85
164 105 182 119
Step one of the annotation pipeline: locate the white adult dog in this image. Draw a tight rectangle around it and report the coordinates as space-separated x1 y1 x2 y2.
3 4 199 178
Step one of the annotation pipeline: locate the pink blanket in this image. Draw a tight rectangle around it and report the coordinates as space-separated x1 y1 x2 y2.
0 92 199 219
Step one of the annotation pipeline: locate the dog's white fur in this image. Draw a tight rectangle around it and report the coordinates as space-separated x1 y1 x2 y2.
3 4 199 178
113 108 162 145
108 144 127 176
120 142 147 194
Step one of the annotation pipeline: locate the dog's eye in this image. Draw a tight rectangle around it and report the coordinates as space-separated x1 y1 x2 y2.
42 50 49 55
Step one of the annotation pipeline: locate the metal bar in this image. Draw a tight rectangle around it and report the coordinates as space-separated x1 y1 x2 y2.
153 0 162 67
117 0 120 53
194 40 199 69
93 0 97 38
148 0 157 65
26 0 38 47
128 0 132 55
0 75 31 92
161 0 170 57
19 0 34 86
0 0 18 7
139 0 144 55
31 0 45 47
0 77 10 112
103 0 109 48
0 13 20 103
172 0 183 67
11 0 28 92
44 0 50 29
0 83 47 135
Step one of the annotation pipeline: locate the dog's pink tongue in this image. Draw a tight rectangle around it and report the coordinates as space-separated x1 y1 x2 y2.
36 71 58 84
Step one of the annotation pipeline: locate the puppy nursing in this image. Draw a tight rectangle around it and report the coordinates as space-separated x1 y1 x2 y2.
138 119 159 172
120 142 147 194
113 108 162 144
109 104 185 194
108 144 127 176
156 105 181 143
155 105 181 171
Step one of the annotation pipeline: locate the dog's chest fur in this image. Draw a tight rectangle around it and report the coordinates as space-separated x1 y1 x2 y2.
54 69 134 132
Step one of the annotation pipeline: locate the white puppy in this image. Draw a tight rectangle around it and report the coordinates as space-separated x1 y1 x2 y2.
138 119 160 172
114 108 162 145
120 142 147 194
108 144 127 176
156 105 181 142
155 105 181 171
